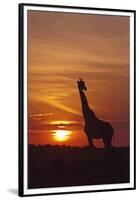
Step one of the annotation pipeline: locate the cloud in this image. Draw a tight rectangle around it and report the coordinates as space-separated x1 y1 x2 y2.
28 119 84 134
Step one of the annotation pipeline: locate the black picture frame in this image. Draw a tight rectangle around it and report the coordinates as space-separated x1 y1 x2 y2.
19 3 136 197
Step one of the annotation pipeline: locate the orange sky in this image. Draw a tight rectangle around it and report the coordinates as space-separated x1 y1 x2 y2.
28 10 130 147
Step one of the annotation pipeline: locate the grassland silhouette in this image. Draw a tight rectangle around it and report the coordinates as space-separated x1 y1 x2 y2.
28 144 129 189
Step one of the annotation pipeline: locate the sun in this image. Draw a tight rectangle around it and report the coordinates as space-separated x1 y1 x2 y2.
54 130 70 142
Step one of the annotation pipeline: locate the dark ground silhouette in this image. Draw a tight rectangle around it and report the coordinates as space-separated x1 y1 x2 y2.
28 144 129 189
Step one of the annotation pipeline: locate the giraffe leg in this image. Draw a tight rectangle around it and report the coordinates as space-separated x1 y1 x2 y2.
103 134 112 149
87 136 96 149
103 135 114 161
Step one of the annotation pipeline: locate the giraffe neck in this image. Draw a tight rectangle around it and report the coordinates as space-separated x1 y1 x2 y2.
78 89 90 119
78 89 96 123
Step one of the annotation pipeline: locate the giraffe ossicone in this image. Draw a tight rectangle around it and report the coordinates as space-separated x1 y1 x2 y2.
77 78 87 91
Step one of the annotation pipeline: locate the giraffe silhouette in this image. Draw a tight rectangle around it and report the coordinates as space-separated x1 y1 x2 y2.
77 78 114 150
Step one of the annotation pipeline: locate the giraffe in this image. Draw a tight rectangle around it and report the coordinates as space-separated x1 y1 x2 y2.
77 79 114 150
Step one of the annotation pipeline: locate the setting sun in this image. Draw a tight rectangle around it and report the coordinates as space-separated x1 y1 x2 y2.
54 130 70 142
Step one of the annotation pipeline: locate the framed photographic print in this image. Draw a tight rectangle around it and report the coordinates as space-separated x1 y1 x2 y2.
18 3 136 197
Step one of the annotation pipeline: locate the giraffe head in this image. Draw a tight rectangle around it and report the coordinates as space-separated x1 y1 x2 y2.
77 78 87 91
